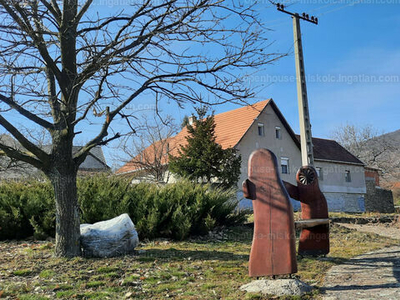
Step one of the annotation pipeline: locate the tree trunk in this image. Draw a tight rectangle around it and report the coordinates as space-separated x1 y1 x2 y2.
49 170 81 257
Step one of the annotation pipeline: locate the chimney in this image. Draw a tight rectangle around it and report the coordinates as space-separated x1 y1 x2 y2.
188 115 196 125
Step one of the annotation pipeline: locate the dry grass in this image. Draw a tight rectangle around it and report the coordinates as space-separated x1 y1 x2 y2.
392 188 400 206
0 223 398 300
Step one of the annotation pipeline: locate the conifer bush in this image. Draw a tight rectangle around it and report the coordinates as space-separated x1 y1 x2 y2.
0 176 246 240
77 175 131 224
0 180 54 239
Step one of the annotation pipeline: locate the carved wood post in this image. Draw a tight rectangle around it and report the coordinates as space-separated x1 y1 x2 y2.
296 166 329 256
284 166 330 256
242 149 297 276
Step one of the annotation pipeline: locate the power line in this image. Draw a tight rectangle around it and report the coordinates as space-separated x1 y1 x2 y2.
316 2 359 17
308 2 337 13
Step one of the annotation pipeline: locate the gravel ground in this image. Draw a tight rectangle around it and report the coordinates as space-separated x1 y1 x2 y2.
322 223 400 300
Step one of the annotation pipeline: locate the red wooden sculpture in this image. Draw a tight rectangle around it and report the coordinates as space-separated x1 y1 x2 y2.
284 166 330 256
242 149 297 277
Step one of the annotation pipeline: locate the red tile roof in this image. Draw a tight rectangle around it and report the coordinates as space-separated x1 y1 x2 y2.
116 99 271 175
209 99 272 149
116 99 365 175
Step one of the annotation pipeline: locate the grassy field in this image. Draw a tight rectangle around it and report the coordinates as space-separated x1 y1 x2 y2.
394 195 400 207
0 222 398 300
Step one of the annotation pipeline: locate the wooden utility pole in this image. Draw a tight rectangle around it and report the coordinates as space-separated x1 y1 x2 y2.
277 4 318 166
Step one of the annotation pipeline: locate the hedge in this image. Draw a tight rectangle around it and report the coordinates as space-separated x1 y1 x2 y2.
0 176 246 240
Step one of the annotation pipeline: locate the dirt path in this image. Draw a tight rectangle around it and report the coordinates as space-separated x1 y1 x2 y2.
322 224 400 299
338 223 400 240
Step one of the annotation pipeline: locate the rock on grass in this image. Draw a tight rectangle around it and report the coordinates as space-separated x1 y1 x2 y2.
80 213 139 258
240 278 314 297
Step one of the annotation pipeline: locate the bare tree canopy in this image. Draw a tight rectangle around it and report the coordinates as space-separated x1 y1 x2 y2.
0 0 282 256
331 124 399 183
331 124 382 158
115 115 178 182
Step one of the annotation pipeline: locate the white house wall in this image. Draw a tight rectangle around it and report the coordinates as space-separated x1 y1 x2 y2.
315 160 366 212
316 161 366 194
235 104 303 209
235 104 302 186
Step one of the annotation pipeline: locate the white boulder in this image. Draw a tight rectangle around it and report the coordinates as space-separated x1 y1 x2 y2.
80 213 139 258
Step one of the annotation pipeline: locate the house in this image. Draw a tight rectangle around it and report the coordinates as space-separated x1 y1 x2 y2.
304 137 366 212
0 134 110 180
70 146 110 175
116 99 368 212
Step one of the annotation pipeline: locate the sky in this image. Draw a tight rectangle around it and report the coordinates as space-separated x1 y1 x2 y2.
99 1 400 168
249 1 400 139
198 1 400 136
2 1 399 169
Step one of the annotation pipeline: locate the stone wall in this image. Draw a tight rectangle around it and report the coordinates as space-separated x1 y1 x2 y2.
364 179 395 213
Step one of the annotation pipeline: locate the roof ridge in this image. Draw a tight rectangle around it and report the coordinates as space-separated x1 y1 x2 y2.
213 99 271 117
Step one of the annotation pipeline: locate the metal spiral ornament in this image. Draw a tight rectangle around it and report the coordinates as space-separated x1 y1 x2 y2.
298 167 315 185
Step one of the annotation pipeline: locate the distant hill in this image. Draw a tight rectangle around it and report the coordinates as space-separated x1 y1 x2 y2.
359 129 400 186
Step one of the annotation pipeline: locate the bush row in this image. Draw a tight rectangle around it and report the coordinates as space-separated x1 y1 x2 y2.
0 180 55 240
0 176 246 241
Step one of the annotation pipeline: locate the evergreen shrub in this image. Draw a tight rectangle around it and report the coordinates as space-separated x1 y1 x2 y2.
0 176 246 240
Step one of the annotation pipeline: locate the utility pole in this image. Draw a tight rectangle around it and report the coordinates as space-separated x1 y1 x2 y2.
277 3 318 167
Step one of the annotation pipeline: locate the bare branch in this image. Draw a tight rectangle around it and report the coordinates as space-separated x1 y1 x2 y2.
0 142 44 169
115 115 177 181
39 0 61 25
0 113 49 163
0 0 64 93
0 93 54 129
75 0 93 24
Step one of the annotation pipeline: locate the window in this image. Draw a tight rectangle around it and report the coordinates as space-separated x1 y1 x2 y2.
316 167 323 181
257 123 264 136
275 126 281 139
345 170 351 182
281 157 289 174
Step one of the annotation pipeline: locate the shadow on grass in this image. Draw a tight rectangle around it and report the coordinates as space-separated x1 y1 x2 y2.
138 248 249 262
299 256 347 265
184 225 254 244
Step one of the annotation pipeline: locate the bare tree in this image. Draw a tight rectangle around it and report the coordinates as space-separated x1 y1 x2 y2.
331 124 382 158
116 115 178 182
331 124 398 182
0 0 282 256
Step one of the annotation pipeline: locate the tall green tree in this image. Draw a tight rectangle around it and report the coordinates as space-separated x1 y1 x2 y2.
169 109 241 188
